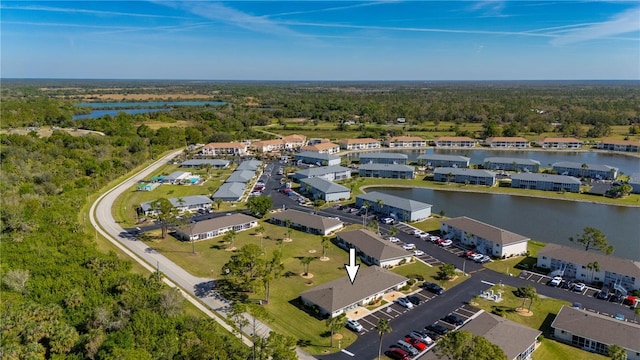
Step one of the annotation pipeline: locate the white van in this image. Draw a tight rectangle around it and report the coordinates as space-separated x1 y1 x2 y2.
395 340 419 356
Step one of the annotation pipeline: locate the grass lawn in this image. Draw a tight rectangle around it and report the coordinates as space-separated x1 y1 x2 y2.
534 338 608 360
483 240 546 276
390 260 470 290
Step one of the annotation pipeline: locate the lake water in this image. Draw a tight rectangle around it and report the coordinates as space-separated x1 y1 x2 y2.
347 149 640 177
73 108 167 120
374 187 640 261
75 101 227 108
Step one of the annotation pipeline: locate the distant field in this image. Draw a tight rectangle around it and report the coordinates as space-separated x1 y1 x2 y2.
0 126 105 137
61 93 220 101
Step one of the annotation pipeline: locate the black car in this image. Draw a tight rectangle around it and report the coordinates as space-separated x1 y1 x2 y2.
442 314 464 326
561 280 574 289
609 294 622 303
406 295 422 305
425 324 449 336
596 290 610 300
422 282 444 295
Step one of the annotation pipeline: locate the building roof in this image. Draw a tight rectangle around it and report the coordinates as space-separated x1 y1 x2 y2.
538 243 640 279
598 138 640 146
253 139 283 147
282 134 307 143
462 311 542 360
204 142 247 149
181 159 230 167
357 191 432 212
270 209 343 232
387 136 425 142
434 136 476 142
295 165 352 178
552 161 618 173
442 216 530 246
485 137 530 143
338 138 380 145
630 173 640 185
300 177 350 194
295 152 340 161
301 142 340 152
337 229 409 262
417 154 471 162
141 195 212 212
434 167 497 177
539 137 583 143
300 266 408 313
225 170 255 183
236 160 262 171
359 152 409 160
185 214 257 235
510 173 581 184
484 157 541 166
551 306 640 352
359 163 415 172
212 182 246 200
164 171 191 181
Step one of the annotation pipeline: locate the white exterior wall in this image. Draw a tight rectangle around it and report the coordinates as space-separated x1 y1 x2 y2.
324 191 351 202
497 241 528 258
380 256 413 268
409 207 431 221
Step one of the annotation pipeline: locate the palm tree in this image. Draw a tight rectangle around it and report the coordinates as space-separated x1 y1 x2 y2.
377 318 392 360
300 256 316 276
284 219 293 241
214 198 223 210
586 261 601 284
375 198 384 215
223 230 237 248
326 313 347 348
255 225 265 248
362 200 370 228
581 163 589 179
607 344 627 360
389 227 399 238
321 236 331 260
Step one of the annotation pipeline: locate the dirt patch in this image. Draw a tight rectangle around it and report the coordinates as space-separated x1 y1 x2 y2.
225 246 237 252
516 308 534 316
308 249 317 254
332 333 343 340
301 273 314 279
319 256 330 262
0 127 105 137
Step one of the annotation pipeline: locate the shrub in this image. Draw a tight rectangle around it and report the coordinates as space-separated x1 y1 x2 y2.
398 259 407 265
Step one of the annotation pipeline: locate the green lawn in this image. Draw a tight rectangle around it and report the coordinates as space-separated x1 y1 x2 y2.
534 338 608 360
390 260 470 290
483 240 546 276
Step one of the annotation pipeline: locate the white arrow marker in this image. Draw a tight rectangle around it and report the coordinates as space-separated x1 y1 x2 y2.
345 248 360 285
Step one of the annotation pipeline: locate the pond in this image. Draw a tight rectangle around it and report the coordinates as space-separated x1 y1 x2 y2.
74 101 228 108
73 108 168 120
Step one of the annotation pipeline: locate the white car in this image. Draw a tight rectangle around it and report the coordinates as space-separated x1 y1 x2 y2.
403 243 417 250
548 276 563 287
409 331 433 345
414 231 425 238
410 229 422 236
439 239 453 247
469 253 484 262
345 319 363 332
428 235 440 242
395 297 414 309
413 250 425 256
388 236 400 243
573 283 586 292
419 233 431 240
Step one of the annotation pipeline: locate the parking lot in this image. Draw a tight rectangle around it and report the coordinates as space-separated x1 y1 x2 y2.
519 270 603 299
427 303 482 334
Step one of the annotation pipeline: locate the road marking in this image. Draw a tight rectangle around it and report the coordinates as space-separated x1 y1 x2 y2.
360 317 377 327
341 349 355 357
481 280 495 286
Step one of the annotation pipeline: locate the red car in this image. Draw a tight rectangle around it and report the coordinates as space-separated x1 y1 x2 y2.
385 348 410 360
405 337 427 351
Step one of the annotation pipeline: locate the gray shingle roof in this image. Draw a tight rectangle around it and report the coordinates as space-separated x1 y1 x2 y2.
357 191 432 212
552 161 618 173
433 167 496 177
300 266 408 313
181 159 230 167
337 229 409 262
183 213 257 235
269 209 343 232
300 177 350 194
141 195 212 212
295 166 351 178
484 157 541 165
295 152 341 161
538 243 640 279
359 152 409 160
359 163 415 172
236 160 263 171
417 154 471 162
225 170 255 183
462 311 542 360
212 183 245 200
510 173 581 184
442 216 530 246
164 171 190 181
551 306 640 352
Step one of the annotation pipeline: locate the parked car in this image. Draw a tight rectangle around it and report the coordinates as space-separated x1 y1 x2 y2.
345 319 363 332
408 331 433 345
380 217 395 224
596 290 610 300
395 297 414 309
410 229 422 236
395 340 420 357
388 236 400 243
413 250 425 256
414 231 426 238
419 233 431 240
609 294 622 303
406 295 421 305
439 239 453 247
561 280 574 289
572 283 586 292
429 235 440 242
422 282 445 295
402 243 416 251
469 253 484 262
404 337 426 351
548 276 563 287
477 255 491 263
442 314 464 326
425 323 449 336
385 348 410 360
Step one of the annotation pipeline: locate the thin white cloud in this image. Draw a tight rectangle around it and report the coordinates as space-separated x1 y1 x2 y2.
0 4 195 20
469 0 509 17
262 1 398 18
551 6 640 45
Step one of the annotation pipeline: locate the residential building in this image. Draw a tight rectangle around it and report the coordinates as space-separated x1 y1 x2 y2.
269 209 344 235
537 243 640 292
300 142 341 154
225 170 255 183
251 139 285 153
162 171 193 184
180 159 230 169
358 152 408 165
630 173 640 194
236 160 263 171
300 177 351 202
359 163 415 179
433 136 476 148
595 138 640 153
136 182 161 191
336 229 412 267
485 137 531 148
440 217 530 258
293 166 352 182
307 138 331 146
175 214 258 241
338 138 381 150
461 310 541 360
201 142 248 156
510 173 581 193
282 134 307 149
537 137 583 149
483 157 541 173
299 266 408 318
355 191 432 222
294 152 341 167
212 182 246 202
417 154 470 168
433 168 497 186
140 195 213 216
551 306 640 359
552 161 618 180
384 136 427 148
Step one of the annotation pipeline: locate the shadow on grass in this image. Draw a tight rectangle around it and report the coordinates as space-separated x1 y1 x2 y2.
539 312 558 337
288 296 328 321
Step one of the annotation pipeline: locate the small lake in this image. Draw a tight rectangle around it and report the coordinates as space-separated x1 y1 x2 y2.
73 108 167 120
373 187 640 261
75 101 227 108
347 148 640 177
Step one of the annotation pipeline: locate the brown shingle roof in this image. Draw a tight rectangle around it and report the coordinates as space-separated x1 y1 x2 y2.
551 306 640 352
538 243 640 279
539 137 582 143
300 266 407 313
599 138 640 146
388 136 424 142
435 136 476 142
338 138 380 145
485 137 529 142
301 142 340 151
442 217 529 246
204 142 247 149
269 209 343 232
337 229 409 262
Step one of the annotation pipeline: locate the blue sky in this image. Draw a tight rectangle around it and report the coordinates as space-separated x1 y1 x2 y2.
2 1 639 80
